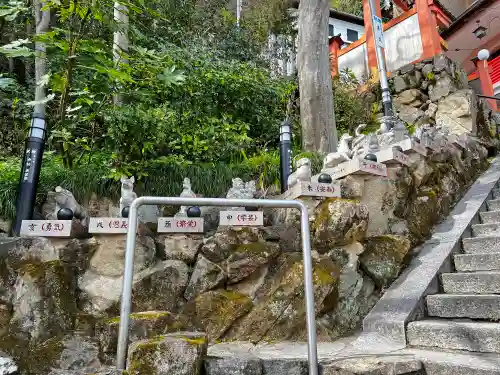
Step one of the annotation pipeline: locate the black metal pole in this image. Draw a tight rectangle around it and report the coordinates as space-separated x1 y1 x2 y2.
279 119 293 193
13 114 47 235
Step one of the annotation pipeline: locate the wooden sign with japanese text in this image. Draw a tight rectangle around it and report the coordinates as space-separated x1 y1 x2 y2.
395 139 427 157
20 220 72 237
219 211 264 227
324 159 388 180
282 181 341 200
89 217 130 234
157 217 204 233
376 148 411 166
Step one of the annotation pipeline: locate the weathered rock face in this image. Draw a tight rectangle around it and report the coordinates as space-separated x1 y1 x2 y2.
127 332 207 375
391 55 496 141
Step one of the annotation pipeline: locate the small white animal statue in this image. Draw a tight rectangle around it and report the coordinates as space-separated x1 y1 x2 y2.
225 177 249 211
323 133 353 170
244 180 257 199
176 177 197 217
52 186 88 226
119 176 137 216
287 158 312 189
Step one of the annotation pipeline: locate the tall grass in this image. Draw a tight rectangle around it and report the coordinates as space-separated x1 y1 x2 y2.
0 150 323 219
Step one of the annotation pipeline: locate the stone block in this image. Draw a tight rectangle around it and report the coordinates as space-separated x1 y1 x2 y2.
442 271 500 294
454 253 500 272
462 236 500 254
471 223 500 237
427 294 500 320
407 320 500 353
487 199 500 211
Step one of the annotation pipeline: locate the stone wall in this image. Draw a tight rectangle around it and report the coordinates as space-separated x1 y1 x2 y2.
0 132 491 374
391 54 498 143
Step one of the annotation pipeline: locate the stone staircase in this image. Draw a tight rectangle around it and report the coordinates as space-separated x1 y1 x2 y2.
407 186 500 354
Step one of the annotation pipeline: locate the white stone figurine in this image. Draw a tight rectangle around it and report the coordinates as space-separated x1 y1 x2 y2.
244 180 257 199
323 133 353 170
225 178 252 211
176 178 196 217
53 186 88 226
287 158 312 189
119 176 137 217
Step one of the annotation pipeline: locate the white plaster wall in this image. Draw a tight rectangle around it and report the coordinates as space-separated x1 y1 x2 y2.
384 14 423 72
338 43 369 81
328 17 365 44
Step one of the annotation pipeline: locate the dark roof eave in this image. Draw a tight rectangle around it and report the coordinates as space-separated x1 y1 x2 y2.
441 0 494 39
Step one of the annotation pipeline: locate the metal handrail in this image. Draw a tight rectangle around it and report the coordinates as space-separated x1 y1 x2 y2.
116 196 318 375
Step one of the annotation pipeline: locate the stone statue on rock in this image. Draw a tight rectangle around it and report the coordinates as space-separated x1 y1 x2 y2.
176 178 197 217
225 178 256 210
287 158 311 188
357 133 380 159
52 186 89 226
119 176 137 216
323 133 353 170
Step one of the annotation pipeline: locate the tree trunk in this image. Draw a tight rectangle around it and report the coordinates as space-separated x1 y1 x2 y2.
297 0 337 153
113 1 129 105
34 0 50 116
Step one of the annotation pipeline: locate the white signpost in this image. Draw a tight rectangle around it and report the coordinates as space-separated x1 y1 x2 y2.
157 217 204 233
20 220 72 237
373 15 385 48
219 211 264 226
89 217 130 234
282 181 341 200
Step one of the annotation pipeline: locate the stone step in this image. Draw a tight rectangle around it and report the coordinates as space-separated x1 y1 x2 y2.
426 294 500 320
488 199 500 212
480 210 500 224
407 320 500 353
462 236 500 254
412 348 500 375
442 271 500 294
472 223 500 237
494 188 500 200
455 253 500 272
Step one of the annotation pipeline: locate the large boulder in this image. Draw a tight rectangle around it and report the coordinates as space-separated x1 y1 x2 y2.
156 235 203 264
79 260 189 317
183 290 253 340
127 332 207 375
225 254 339 342
184 255 226 301
435 89 477 135
96 311 194 364
360 235 412 288
89 235 156 278
312 199 369 251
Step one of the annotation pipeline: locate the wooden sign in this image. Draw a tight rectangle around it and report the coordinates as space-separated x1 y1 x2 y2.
376 148 411 166
89 217 129 234
157 217 204 233
219 211 264 226
282 181 341 200
395 138 427 157
324 158 388 180
20 220 72 237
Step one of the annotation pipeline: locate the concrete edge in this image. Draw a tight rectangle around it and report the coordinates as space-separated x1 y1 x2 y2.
362 156 500 346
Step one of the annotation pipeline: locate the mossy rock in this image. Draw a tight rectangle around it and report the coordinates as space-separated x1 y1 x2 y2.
312 198 369 251
200 227 262 263
224 254 339 343
127 332 207 375
405 191 439 244
360 235 412 288
224 241 280 284
182 290 252 341
97 311 195 365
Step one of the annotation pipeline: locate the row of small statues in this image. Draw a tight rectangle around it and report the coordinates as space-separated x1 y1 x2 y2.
287 122 464 189
46 176 258 224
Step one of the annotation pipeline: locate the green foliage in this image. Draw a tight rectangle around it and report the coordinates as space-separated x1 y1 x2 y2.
332 68 376 135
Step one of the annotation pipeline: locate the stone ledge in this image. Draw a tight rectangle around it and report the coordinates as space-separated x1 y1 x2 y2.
362 156 500 346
